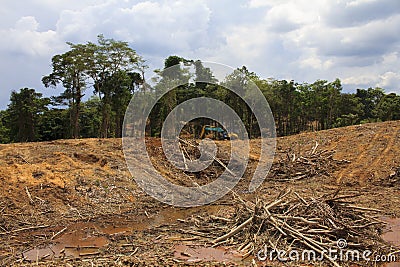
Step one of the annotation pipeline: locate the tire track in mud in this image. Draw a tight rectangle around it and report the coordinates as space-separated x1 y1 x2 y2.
336 126 397 185
377 129 398 159
368 127 399 179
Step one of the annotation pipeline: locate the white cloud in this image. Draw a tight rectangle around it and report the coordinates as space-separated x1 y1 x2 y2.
119 0 212 52
342 75 378 87
53 0 213 55
247 0 281 8
343 71 400 92
347 0 377 7
323 0 400 28
15 16 39 31
0 0 400 108
222 25 271 61
264 4 302 33
0 16 64 57
299 53 333 70
378 72 400 90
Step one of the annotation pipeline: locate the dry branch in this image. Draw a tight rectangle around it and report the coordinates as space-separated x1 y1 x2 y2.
268 147 349 182
213 216 253 243
0 225 50 235
188 190 396 266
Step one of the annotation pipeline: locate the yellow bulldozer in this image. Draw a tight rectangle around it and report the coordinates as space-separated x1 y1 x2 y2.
199 125 238 140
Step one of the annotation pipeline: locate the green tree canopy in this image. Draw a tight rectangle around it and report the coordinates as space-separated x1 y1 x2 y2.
7 88 49 142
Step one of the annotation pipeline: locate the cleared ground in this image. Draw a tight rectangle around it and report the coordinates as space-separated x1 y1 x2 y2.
0 120 399 266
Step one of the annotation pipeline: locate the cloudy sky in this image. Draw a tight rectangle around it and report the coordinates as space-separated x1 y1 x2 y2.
1 0 399 109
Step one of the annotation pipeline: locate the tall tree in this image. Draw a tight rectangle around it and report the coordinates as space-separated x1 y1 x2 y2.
356 87 385 121
0 110 10 143
42 44 88 138
99 70 137 137
80 96 102 138
325 79 343 129
335 93 364 127
373 93 400 121
81 35 144 138
147 56 196 137
7 88 49 142
37 108 69 141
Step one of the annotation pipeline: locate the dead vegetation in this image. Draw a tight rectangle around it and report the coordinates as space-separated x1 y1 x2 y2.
183 189 395 266
267 142 350 182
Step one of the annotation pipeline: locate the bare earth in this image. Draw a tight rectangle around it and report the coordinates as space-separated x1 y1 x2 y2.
0 120 399 266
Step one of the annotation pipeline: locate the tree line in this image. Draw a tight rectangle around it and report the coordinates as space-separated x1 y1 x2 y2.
0 36 399 143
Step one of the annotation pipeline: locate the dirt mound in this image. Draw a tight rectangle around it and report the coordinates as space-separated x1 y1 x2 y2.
267 120 400 187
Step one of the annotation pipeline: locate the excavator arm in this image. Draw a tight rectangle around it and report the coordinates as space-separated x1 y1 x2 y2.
199 125 207 139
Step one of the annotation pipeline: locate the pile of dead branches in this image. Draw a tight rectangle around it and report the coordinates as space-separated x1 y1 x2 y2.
187 189 396 266
268 143 350 182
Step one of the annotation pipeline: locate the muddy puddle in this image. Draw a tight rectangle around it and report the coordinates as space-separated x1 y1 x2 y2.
381 217 400 267
22 205 226 261
23 223 111 261
382 217 400 247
